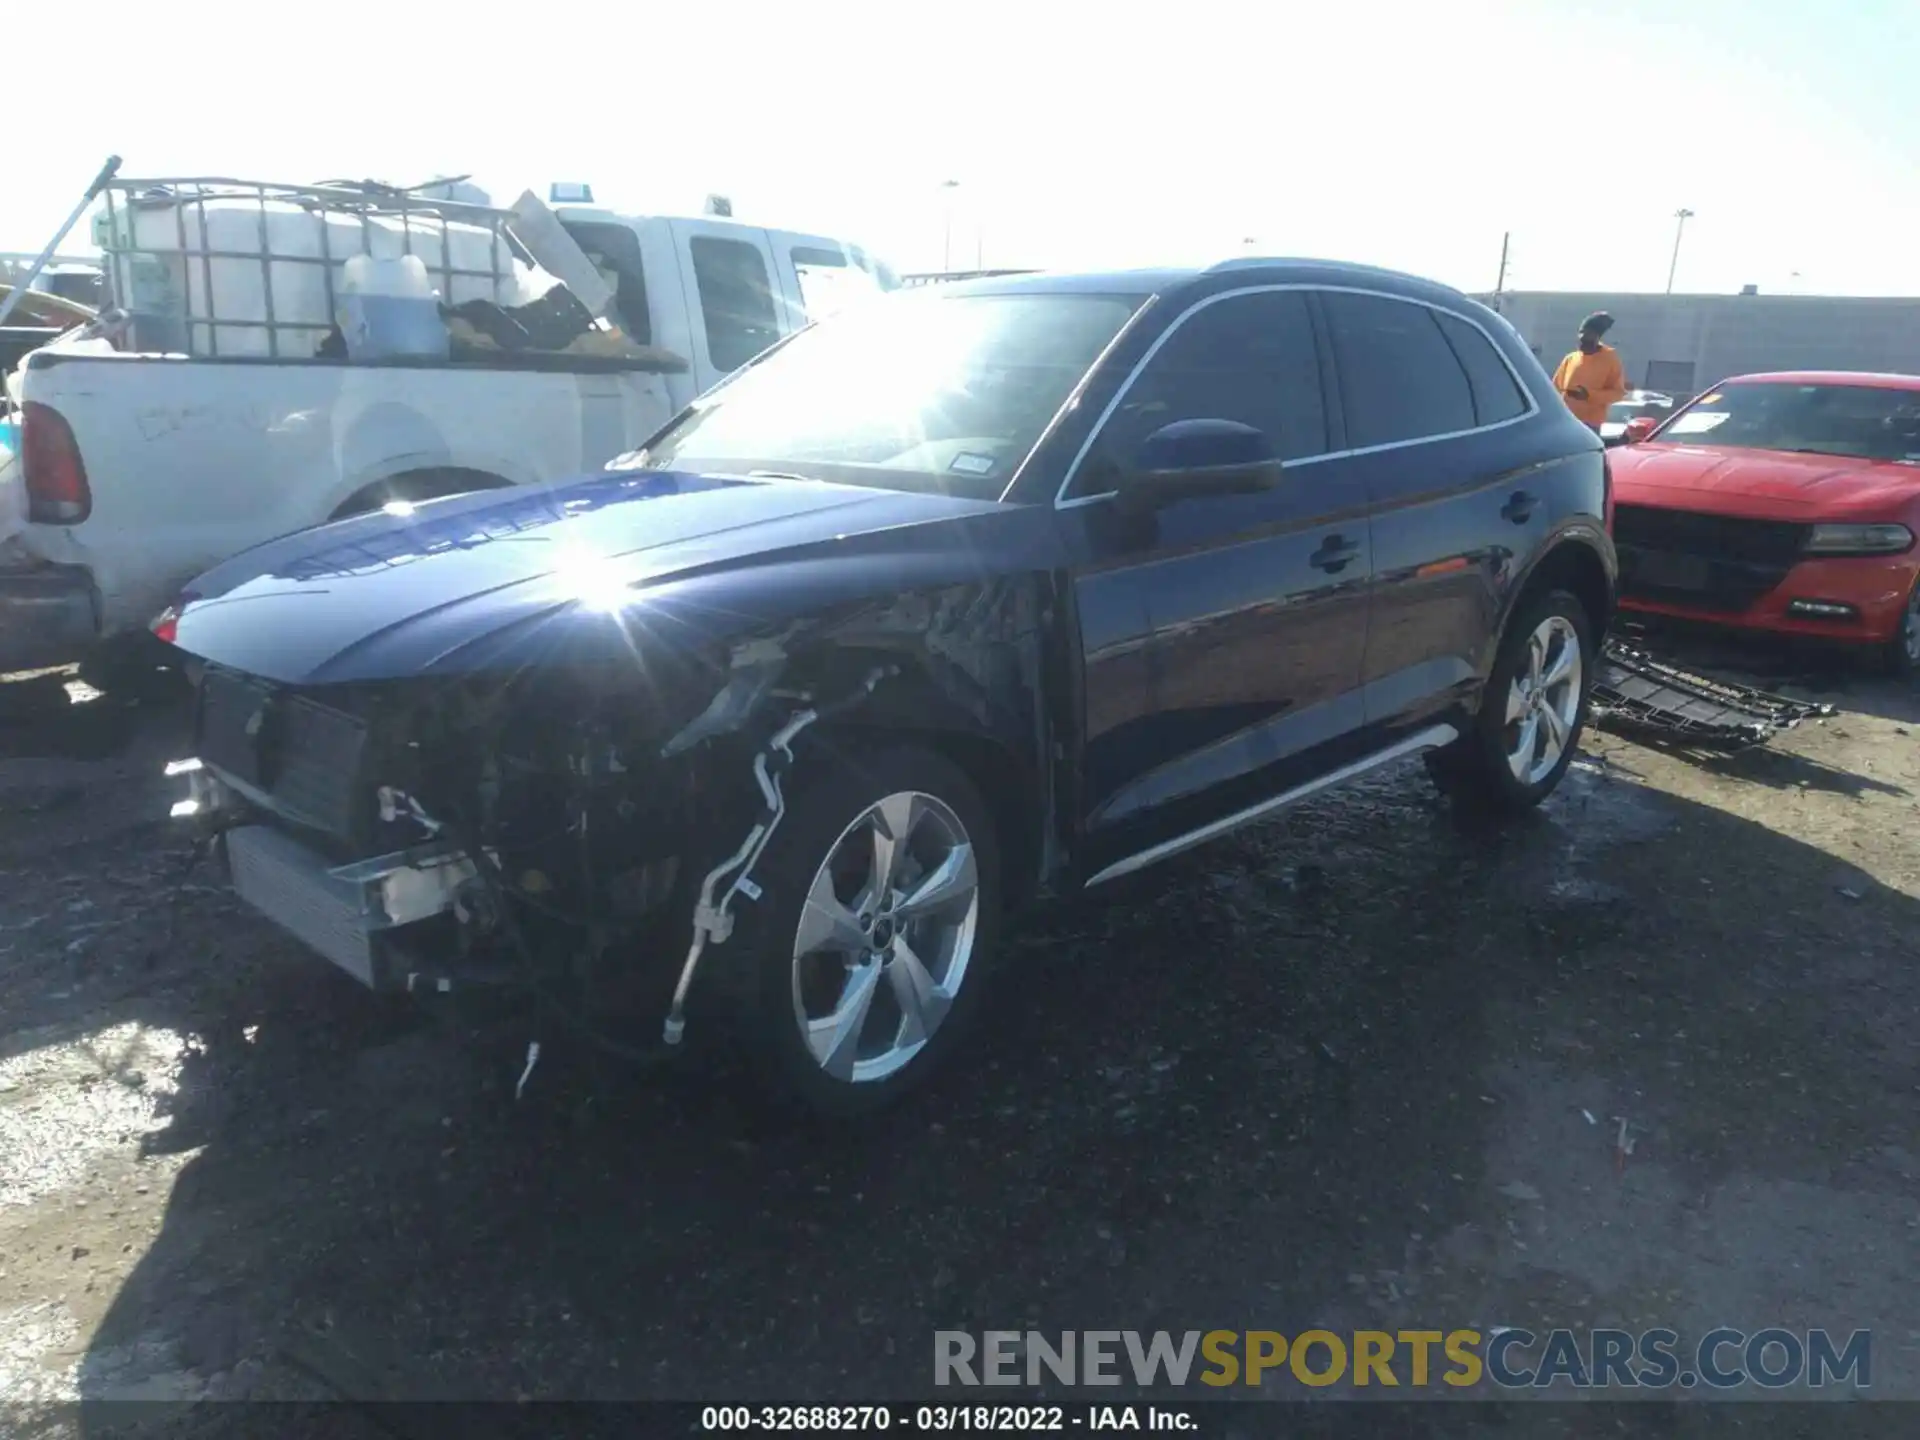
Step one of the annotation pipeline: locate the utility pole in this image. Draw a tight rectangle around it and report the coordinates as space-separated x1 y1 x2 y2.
1665 208 1694 295
940 179 960 272
1494 231 1510 309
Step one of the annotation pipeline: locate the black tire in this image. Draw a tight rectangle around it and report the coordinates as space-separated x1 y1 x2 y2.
721 743 1002 1121
1427 587 1594 816
76 631 186 704
1871 575 1920 679
329 468 500 521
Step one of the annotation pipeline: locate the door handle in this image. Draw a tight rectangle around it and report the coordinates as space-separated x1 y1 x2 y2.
1501 490 1538 524
1310 534 1359 573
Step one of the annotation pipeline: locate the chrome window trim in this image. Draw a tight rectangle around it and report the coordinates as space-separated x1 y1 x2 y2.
998 293 1164 504
1053 282 1543 511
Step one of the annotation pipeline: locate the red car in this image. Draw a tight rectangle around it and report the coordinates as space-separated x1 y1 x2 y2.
1608 371 1920 673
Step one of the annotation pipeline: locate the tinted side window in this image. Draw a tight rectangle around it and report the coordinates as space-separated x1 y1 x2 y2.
1087 290 1328 485
689 236 781 372
1321 293 1476 448
1434 310 1529 426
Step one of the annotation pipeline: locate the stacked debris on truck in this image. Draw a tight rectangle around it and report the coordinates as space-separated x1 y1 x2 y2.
85 174 681 368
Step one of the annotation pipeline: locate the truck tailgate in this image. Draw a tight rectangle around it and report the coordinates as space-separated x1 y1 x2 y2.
0 444 23 554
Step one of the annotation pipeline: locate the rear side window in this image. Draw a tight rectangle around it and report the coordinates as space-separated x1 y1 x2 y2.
1090 290 1330 477
1433 310 1529 426
689 236 781 372
1321 292 1476 448
559 218 652 345
791 245 884 323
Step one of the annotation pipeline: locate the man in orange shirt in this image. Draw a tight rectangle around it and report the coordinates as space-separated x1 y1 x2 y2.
1552 312 1629 433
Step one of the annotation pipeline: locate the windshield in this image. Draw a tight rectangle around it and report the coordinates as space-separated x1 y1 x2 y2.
1658 381 1920 463
628 290 1145 499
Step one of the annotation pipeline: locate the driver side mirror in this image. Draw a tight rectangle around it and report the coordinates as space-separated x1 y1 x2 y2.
1622 416 1660 444
1115 419 1284 514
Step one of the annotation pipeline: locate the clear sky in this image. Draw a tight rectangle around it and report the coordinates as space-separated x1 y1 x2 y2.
9 0 1916 295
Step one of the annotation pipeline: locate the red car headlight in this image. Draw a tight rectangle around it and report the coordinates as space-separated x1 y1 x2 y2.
1802 523 1914 557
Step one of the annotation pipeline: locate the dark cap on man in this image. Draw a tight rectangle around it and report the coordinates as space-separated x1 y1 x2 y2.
1580 312 1615 337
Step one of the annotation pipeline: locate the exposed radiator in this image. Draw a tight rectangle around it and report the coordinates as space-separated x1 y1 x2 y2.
225 824 380 987
199 669 368 839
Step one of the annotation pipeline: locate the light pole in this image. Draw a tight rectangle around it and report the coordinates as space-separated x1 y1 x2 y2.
1665 208 1694 295
940 179 960 272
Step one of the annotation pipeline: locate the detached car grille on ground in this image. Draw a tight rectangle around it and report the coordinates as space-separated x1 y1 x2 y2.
1612 504 1811 614
198 668 367 839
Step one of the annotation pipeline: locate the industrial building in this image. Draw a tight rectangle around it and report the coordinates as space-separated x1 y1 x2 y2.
1484 291 1920 398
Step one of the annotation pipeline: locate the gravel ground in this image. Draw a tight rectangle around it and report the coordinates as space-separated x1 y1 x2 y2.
0 636 1916 1437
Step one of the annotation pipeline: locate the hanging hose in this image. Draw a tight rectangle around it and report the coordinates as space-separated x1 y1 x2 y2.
662 665 892 1044
439 663 892 1076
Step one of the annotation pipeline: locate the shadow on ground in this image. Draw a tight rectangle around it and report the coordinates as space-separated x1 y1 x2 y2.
5 745 1902 1439
1616 735 1907 800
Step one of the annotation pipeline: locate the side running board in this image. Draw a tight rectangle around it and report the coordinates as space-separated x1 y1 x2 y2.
1591 640 1834 748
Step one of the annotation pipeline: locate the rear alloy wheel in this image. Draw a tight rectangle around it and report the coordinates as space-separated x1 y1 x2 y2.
733 746 1000 1118
1503 615 1585 786
1427 588 1594 816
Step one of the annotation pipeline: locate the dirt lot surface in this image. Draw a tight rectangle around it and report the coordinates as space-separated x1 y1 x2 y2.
1 634 1917 1437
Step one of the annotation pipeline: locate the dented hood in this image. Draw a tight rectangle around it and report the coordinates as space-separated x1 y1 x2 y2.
169 468 1025 685
1611 443 1920 517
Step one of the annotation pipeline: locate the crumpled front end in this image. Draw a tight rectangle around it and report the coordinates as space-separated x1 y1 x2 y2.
171 751 482 992
165 652 732 999
164 570 1061 1062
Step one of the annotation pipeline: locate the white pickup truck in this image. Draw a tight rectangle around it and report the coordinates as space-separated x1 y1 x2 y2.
0 178 895 683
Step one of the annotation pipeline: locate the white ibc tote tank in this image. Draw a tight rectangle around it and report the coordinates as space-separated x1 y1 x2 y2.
99 190 511 357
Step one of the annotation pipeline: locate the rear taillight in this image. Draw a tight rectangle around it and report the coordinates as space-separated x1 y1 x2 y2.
21 402 92 524
150 591 197 645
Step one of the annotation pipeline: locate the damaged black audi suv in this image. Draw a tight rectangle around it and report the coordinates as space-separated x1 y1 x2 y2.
160 259 1616 1116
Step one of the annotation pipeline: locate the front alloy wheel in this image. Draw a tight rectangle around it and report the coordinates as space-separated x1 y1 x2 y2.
733 744 1001 1119
792 791 980 1084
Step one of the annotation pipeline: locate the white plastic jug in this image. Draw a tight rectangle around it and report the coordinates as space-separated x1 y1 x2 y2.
337 254 448 361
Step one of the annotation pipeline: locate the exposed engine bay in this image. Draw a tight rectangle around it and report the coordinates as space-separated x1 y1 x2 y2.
165 643 902 1053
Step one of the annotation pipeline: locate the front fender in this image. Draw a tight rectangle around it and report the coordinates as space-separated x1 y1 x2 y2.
670 572 1064 904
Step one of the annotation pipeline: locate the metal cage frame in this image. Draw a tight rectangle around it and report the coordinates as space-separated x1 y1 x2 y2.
97 175 522 358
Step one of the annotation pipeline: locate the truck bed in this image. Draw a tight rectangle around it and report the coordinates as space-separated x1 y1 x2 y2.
22 342 691 377
5 339 679 652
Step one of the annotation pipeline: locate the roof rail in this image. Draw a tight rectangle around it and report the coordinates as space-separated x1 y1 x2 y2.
898 268 1039 288
1203 255 1445 285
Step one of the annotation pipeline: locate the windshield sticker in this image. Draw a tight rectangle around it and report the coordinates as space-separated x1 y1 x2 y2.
949 452 997 476
1695 392 1722 406
1669 411 1729 434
